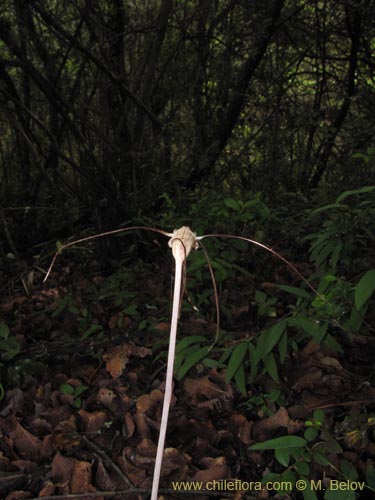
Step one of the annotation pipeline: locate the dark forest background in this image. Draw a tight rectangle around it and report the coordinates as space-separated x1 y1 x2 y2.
1 0 374 261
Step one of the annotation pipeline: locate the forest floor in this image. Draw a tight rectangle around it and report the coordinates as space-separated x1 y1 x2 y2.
0 248 375 500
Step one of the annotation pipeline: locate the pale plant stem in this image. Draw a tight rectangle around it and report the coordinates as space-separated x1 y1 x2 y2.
151 240 184 500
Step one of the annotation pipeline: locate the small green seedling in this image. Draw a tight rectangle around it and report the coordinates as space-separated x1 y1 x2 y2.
59 382 88 408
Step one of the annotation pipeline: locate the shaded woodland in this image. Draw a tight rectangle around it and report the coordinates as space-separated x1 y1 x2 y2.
1 0 374 252
1 1 375 499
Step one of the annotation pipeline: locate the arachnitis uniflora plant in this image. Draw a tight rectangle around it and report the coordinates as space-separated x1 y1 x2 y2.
151 227 198 499
44 224 321 500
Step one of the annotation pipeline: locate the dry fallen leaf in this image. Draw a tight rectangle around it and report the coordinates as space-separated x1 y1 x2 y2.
51 452 75 483
95 460 116 491
229 414 253 445
53 415 81 451
292 369 323 391
5 491 31 500
252 407 290 441
192 456 230 484
103 345 130 377
70 460 94 494
103 343 151 377
184 373 233 406
8 416 42 461
78 409 108 434
118 453 147 487
161 447 190 477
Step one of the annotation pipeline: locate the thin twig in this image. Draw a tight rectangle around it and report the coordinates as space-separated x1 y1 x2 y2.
25 487 240 499
81 436 133 488
43 226 171 282
199 233 322 299
198 239 220 349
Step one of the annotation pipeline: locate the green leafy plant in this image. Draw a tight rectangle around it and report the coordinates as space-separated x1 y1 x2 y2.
249 409 372 499
0 322 21 361
304 186 375 273
242 388 285 417
209 262 375 396
255 290 278 317
174 335 210 381
59 382 88 408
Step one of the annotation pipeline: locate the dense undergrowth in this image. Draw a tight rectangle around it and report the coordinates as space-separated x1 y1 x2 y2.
1 186 375 499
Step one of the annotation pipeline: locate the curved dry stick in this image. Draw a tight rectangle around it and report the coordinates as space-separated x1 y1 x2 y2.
43 226 172 282
198 239 220 349
199 233 322 299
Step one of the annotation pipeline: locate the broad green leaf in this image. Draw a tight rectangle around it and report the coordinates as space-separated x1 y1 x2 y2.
278 332 287 364
124 304 138 316
248 342 258 381
315 241 335 267
255 290 267 304
215 257 234 269
176 346 210 380
263 352 278 381
323 275 337 282
60 383 74 395
355 269 375 310
312 450 330 466
223 198 241 210
220 345 234 363
323 334 343 353
340 459 358 481
249 435 306 450
187 253 208 272
313 409 325 423
351 152 367 160
202 358 225 368
81 323 102 340
324 488 355 500
0 323 10 339
0 337 21 360
234 364 247 395
320 434 343 454
225 342 249 382
175 336 207 354
312 203 345 215
174 345 197 373
304 427 318 442
255 320 287 361
347 307 365 333
289 315 321 339
262 472 281 484
294 460 310 476
275 284 311 299
303 489 318 500
281 469 297 485
67 305 80 314
74 385 88 397
73 398 82 408
330 241 343 269
366 463 375 489
275 447 290 466
336 185 375 203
